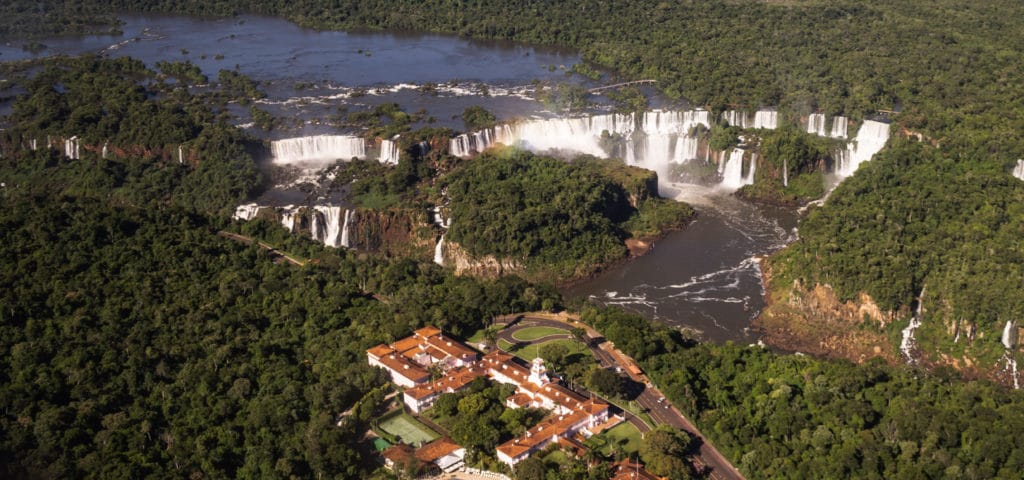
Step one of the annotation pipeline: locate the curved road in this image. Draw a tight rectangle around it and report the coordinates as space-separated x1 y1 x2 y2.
497 314 744 480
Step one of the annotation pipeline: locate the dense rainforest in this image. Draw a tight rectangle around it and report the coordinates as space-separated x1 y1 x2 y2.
443 148 694 280
0 58 561 478
4 1 1024 478
582 305 1024 479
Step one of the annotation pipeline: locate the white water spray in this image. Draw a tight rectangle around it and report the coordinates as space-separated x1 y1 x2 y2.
830 116 848 139
379 137 400 165
1013 159 1024 181
313 206 345 248
835 120 890 177
280 206 299 233
807 113 827 137
434 235 445 266
64 136 80 159
899 288 925 363
271 135 366 166
233 203 261 221
340 209 354 248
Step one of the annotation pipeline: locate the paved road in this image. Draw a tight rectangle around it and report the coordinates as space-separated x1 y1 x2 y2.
498 314 744 480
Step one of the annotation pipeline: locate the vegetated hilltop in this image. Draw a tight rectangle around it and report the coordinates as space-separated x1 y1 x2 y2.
442 147 694 282
587 305 1024 479
7 2 1023 377
0 57 562 479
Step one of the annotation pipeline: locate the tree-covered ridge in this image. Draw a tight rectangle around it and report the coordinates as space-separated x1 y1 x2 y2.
773 140 1024 365
0 56 564 478
579 305 1024 479
443 148 694 280
1 55 262 214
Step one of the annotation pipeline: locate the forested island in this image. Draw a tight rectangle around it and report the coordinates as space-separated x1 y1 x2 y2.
3 1 1024 479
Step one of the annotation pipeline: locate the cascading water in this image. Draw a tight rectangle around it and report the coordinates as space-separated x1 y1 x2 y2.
64 136 80 159
340 209 354 248
835 120 890 177
434 235 445 266
178 145 184 164
101 141 109 159
450 110 718 179
1003 320 1018 349
1002 320 1020 389
721 110 748 128
751 110 778 130
379 137 400 165
313 206 344 247
280 206 299 233
807 114 827 137
1013 159 1024 181
830 116 848 139
271 135 367 166
718 149 753 191
782 158 788 187
744 154 757 185
233 203 261 221
900 287 925 363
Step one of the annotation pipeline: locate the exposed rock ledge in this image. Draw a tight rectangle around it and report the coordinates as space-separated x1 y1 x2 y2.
753 259 902 364
445 242 523 279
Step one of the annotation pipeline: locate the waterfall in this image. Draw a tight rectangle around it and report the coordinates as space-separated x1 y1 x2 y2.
101 141 109 159
340 209 354 248
751 110 778 130
431 206 450 228
1006 354 1020 390
449 109 714 179
900 288 926 363
719 149 750 190
379 137 400 165
233 203 261 221
835 120 890 177
30 138 37 151
178 145 184 164
673 135 700 163
1003 320 1017 349
448 110 711 161
807 114 827 136
312 206 344 247
280 206 299 233
1013 159 1024 181
744 154 757 185
806 115 849 139
782 158 789 187
434 235 445 266
64 136 80 159
830 116 848 139
721 110 748 128
271 135 367 166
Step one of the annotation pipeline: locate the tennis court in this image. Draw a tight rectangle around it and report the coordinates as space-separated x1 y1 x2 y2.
378 412 440 445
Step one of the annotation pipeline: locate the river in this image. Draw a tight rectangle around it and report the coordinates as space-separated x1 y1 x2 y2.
2 13 804 344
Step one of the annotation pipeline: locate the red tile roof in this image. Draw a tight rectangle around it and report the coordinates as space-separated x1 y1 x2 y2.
414 437 462 463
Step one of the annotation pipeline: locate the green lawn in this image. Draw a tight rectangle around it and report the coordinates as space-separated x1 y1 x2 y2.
511 326 569 341
378 412 440 446
594 422 643 457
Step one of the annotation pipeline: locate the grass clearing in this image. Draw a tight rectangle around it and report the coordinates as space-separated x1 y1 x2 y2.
378 411 440 446
594 422 643 457
511 326 569 341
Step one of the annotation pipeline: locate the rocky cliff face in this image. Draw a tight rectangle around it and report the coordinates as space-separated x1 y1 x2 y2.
349 209 433 258
443 241 524 279
755 267 902 364
756 257 1022 388
1 133 197 166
